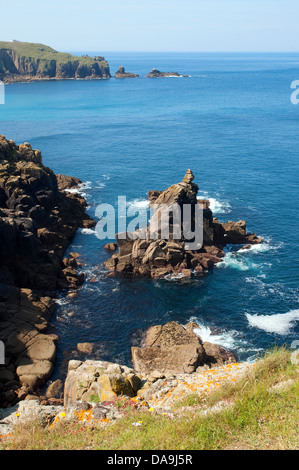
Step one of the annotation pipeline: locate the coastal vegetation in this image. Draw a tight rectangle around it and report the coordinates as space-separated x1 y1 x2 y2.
0 41 110 81
1 347 298 450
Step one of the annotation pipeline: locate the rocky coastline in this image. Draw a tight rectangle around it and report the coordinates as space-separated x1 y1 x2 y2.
0 42 111 83
0 319 252 439
0 42 191 84
0 150 260 416
0 135 95 407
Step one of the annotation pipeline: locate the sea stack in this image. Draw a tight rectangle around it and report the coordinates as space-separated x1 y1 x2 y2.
104 170 261 278
115 66 139 78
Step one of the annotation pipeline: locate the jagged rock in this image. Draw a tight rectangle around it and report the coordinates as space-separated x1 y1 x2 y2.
148 190 163 203
132 321 206 376
146 68 189 78
0 136 95 405
132 321 237 376
56 174 82 190
104 170 261 279
115 66 139 78
203 342 237 366
63 360 140 406
0 135 95 290
45 379 63 398
104 242 117 252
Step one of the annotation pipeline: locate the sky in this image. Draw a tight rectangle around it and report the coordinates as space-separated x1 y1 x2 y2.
1 0 299 53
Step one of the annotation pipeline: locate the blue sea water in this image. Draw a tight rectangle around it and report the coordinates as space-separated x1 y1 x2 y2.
0 53 299 378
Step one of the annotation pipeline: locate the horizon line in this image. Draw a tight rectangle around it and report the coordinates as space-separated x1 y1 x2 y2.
70 50 299 54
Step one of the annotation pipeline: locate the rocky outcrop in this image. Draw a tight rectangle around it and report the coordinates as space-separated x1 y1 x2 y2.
104 169 261 279
115 66 139 79
0 41 110 83
132 322 206 376
64 360 141 407
146 68 189 78
221 220 261 245
132 321 236 377
0 135 95 406
63 321 237 407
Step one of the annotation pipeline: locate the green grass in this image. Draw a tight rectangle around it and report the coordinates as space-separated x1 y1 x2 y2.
1 346 298 450
0 41 106 65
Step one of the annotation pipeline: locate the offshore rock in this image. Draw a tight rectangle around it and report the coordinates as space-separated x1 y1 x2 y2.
104 170 261 279
146 68 189 78
115 66 139 79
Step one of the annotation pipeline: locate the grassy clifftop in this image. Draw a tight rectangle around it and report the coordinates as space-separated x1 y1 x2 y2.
1 347 298 450
0 41 110 81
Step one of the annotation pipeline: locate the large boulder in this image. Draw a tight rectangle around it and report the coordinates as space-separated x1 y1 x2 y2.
132 321 237 377
64 360 141 406
132 321 206 375
203 342 237 366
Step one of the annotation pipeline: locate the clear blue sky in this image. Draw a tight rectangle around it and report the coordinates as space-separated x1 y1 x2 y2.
2 0 299 52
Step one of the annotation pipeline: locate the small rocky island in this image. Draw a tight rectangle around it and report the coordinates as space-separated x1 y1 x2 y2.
0 41 111 82
146 68 189 78
104 169 261 278
115 66 139 79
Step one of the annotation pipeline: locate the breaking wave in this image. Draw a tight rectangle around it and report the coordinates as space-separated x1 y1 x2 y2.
246 309 299 335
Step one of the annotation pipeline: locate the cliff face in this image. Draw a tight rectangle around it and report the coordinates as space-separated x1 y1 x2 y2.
0 135 95 406
0 42 111 82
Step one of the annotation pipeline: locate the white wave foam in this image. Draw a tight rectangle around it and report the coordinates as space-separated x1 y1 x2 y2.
197 194 231 215
128 199 149 211
188 317 258 356
245 277 299 302
65 181 92 197
95 182 106 189
81 228 96 235
55 297 69 307
193 324 239 350
246 309 299 335
215 251 260 271
237 239 283 254
164 272 187 281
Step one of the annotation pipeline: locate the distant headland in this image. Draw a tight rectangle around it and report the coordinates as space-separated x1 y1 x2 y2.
0 41 111 83
0 41 190 83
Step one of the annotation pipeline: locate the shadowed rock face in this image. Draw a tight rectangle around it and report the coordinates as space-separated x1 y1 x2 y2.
104 169 261 279
0 135 95 407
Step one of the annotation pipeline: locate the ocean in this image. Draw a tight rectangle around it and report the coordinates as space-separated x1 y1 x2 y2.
1 52 298 379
